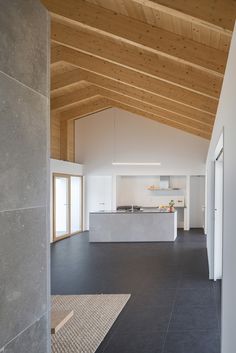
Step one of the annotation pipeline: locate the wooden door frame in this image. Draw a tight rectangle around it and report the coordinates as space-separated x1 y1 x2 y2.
53 173 71 242
53 173 83 242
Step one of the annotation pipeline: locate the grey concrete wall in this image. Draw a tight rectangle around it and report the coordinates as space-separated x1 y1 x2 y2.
0 1 50 352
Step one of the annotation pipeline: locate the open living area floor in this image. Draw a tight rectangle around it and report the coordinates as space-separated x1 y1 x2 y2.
51 229 221 353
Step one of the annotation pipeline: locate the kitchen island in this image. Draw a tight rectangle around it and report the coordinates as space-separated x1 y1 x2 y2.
89 209 177 242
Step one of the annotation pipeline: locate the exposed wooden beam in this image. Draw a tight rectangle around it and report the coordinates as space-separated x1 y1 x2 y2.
83 0 231 52
60 96 111 121
60 120 75 162
51 111 61 159
57 87 212 135
96 87 213 132
135 0 236 32
51 79 91 99
52 82 214 129
51 48 218 115
109 100 211 140
43 0 227 75
56 90 211 138
51 21 222 98
51 85 98 110
52 68 215 124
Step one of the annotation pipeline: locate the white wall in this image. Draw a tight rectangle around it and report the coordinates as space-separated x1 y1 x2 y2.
50 159 83 242
75 108 209 176
116 175 186 206
75 109 209 228
116 175 185 227
206 24 236 353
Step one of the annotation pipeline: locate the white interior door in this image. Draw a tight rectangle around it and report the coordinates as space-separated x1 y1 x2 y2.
214 155 223 281
190 176 205 228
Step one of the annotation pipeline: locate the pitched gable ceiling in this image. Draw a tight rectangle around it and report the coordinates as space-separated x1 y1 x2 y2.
43 0 236 141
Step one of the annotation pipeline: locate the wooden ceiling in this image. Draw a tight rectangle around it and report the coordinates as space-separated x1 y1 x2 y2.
42 0 236 159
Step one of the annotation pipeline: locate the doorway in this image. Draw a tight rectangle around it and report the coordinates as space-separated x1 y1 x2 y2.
53 174 83 242
190 176 205 229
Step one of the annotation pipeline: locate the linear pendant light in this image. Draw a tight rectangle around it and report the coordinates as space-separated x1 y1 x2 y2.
112 162 161 166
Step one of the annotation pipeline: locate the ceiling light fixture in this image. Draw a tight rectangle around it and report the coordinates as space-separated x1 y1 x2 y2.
112 162 161 166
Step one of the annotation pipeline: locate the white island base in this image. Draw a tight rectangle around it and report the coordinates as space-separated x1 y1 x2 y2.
89 211 177 242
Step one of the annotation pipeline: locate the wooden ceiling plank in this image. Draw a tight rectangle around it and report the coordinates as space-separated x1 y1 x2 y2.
131 0 235 32
85 0 231 52
43 0 227 75
51 21 222 98
51 48 218 115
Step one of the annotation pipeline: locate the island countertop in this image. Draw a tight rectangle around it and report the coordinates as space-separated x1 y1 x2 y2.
90 209 177 214
89 209 177 242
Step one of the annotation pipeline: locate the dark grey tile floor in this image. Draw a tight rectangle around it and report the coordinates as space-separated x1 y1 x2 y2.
51 228 221 353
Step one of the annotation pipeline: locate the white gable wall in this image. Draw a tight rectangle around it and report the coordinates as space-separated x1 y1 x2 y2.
75 108 209 229
75 108 209 176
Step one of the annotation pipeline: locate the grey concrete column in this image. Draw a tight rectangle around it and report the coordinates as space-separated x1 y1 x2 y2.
0 1 50 352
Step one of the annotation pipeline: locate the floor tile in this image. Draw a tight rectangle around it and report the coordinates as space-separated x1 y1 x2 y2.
141 276 180 291
169 306 219 331
175 288 214 307
103 331 165 353
178 275 212 289
128 289 176 308
116 305 172 334
163 330 220 353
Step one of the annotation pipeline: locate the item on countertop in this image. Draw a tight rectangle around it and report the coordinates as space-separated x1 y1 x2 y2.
117 205 141 211
159 205 168 212
169 200 175 212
